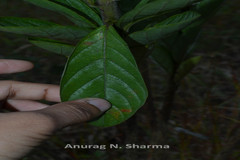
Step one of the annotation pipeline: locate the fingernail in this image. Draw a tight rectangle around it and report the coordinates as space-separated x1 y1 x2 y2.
86 98 111 112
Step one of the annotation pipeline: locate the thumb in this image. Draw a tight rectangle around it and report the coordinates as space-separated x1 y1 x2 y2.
0 98 110 160
36 98 111 129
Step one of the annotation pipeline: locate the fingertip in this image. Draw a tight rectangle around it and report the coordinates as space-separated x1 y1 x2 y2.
23 60 34 70
0 59 34 74
13 60 34 71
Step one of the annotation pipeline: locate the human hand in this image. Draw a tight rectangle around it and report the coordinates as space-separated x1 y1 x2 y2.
0 59 111 160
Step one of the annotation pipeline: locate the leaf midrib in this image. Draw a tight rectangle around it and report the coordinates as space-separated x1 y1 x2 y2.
103 27 107 100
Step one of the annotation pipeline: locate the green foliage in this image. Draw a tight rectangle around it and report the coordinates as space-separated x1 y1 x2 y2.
118 0 198 30
151 0 225 79
0 0 225 127
29 38 75 56
0 16 56 26
53 0 103 25
61 26 148 127
0 17 92 40
129 11 201 44
165 22 202 64
24 0 96 27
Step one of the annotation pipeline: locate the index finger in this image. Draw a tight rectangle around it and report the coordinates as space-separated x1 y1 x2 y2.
0 59 33 74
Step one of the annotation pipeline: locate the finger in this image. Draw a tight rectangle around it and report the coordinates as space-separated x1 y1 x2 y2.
0 59 33 74
0 81 60 102
6 99 49 111
36 98 111 129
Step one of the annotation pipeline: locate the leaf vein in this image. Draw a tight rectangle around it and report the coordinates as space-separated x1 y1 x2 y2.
107 74 141 104
107 88 131 109
68 75 103 100
108 60 145 95
107 46 136 67
63 59 103 89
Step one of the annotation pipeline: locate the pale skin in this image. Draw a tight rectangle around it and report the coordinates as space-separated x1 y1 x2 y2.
0 59 111 160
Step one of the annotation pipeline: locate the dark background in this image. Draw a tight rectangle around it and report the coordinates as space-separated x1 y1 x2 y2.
0 0 240 160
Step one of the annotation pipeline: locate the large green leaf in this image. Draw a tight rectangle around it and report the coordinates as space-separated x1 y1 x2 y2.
129 11 200 44
54 0 103 26
60 26 148 127
118 0 198 29
0 17 92 40
24 0 96 28
29 38 75 56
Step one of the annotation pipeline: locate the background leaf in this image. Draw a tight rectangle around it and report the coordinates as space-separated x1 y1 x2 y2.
154 0 225 64
129 11 201 44
161 21 202 64
29 38 75 56
118 0 198 29
24 0 96 28
61 26 148 127
0 17 92 40
54 0 103 26
0 16 56 26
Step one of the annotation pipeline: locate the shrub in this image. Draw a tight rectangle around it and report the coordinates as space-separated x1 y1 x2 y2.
0 0 224 127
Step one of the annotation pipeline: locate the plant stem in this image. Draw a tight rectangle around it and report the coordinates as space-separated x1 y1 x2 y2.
161 68 179 122
142 59 157 127
97 0 119 25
